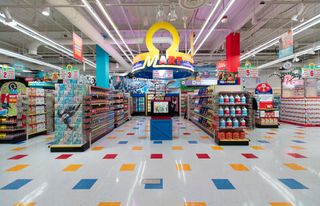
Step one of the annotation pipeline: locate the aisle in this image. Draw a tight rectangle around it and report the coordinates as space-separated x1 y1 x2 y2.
0 117 319 206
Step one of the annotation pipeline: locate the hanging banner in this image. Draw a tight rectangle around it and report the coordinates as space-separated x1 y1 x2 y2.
0 64 15 80
301 63 320 79
238 61 258 78
73 32 83 61
279 29 293 58
60 64 80 80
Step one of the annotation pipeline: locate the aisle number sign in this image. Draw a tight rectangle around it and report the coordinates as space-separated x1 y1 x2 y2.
0 64 15 80
238 61 258 78
60 64 79 80
301 63 320 79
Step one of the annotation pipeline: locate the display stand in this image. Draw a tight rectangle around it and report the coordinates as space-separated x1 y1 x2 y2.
113 91 128 127
149 100 172 141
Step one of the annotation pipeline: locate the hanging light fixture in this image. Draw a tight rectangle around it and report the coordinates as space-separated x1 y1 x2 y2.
167 3 178 22
221 15 228 23
41 6 50 16
156 4 165 21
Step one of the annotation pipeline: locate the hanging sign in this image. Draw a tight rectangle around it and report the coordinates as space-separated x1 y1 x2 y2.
132 22 194 79
60 64 80 80
301 63 320 79
73 32 83 61
0 64 15 80
238 61 258 78
216 60 226 71
255 83 273 94
279 29 293 59
153 70 173 79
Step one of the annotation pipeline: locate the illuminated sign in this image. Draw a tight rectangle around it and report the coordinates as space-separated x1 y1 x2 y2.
132 22 194 79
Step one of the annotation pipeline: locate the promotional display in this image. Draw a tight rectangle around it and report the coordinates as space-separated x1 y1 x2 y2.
73 32 83 61
238 61 258 78
0 64 15 80
279 29 293 58
60 64 80 80
301 63 320 79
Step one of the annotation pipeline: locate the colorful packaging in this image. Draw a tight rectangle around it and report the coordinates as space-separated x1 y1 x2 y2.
229 94 235 104
218 132 225 140
235 94 240 103
224 95 229 103
226 118 232 127
224 107 230 115
230 106 235 117
233 118 239 128
233 132 239 139
226 132 232 139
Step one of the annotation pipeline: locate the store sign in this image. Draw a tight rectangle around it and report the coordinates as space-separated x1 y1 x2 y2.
216 60 226 71
60 64 80 80
217 71 239 85
73 32 83 61
153 70 173 79
301 63 320 79
132 22 194 79
279 29 293 58
238 61 258 78
255 83 273 94
28 81 55 89
0 64 15 80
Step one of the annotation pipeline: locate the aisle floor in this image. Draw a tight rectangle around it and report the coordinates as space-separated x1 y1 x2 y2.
0 117 319 206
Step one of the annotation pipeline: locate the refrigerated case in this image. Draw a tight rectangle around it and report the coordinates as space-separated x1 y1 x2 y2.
164 93 179 116
131 94 145 115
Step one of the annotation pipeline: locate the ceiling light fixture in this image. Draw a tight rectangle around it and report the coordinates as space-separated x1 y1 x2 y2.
194 0 236 54
156 4 165 22
221 15 228 23
81 0 133 64
167 3 178 22
291 3 305 22
41 7 50 16
0 12 96 68
96 0 134 58
241 13 320 61
0 48 61 70
3 7 13 23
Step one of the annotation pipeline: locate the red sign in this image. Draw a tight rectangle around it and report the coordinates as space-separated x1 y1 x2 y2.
25 76 34 82
73 32 83 61
216 60 226 71
255 83 273 94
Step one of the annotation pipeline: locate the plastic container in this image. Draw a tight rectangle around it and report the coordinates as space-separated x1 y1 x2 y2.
240 118 246 127
220 118 226 128
241 94 246 104
233 118 239 128
219 95 224 104
235 94 240 103
218 107 224 116
224 107 230 115
242 106 248 116
235 106 241 115
230 106 235 117
229 95 235 104
224 95 229 103
226 118 232 127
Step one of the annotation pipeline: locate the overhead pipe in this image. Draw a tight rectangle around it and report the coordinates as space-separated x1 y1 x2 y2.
46 0 131 70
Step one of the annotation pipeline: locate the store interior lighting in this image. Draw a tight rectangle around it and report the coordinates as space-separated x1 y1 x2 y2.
81 0 133 64
291 3 305 22
241 13 320 61
41 7 50 16
221 15 228 23
194 0 236 54
0 12 96 68
167 3 178 22
0 48 61 70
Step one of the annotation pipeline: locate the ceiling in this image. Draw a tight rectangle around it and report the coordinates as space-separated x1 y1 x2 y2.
0 0 320 74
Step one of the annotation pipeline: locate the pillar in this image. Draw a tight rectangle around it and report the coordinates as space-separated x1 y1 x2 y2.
96 45 109 88
226 33 240 73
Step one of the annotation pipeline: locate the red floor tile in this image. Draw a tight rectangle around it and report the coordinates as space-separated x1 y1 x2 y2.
103 154 118 159
150 154 163 159
288 153 307 158
183 132 191 135
196 153 210 159
55 154 73 159
127 133 135 135
241 153 258 159
8 154 28 160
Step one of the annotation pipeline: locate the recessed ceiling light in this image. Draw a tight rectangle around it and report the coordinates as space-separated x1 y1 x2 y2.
41 7 50 16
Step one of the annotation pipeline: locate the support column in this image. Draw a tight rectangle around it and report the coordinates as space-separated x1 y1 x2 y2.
226 33 240 73
96 45 109 88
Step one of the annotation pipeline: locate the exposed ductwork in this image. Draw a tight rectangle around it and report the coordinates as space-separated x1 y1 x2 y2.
46 0 131 70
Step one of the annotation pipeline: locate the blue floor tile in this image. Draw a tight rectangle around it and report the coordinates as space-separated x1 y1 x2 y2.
188 141 198 144
279 178 308 189
257 140 270 143
153 141 162 144
145 179 163 189
14 141 25 145
118 141 128 144
292 140 306 143
1 179 32 190
212 179 235 190
72 179 97 190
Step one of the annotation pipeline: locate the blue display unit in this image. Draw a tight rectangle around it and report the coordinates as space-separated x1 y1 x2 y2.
150 117 172 141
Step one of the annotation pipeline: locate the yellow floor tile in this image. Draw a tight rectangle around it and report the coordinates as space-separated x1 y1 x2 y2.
284 163 306 170
120 164 136 171
91 146 104 151
132 146 142 151
44 136 53 141
269 202 292 206
98 202 121 206
14 202 36 206
211 146 223 150
172 146 183 150
251 146 264 150
176 163 191 171
116 130 124 132
229 163 249 171
11 147 26 151
6 164 29 172
294 135 305 139
107 136 116 140
193 130 201 132
63 164 82 172
290 146 305 150
184 202 206 206
263 135 273 138
138 136 147 139
145 130 150 132
200 136 209 139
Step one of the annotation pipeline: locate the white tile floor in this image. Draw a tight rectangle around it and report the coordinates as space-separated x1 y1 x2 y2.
0 116 319 206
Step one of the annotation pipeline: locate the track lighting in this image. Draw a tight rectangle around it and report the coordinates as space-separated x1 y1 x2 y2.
167 3 178 22
292 55 300 62
41 6 50 16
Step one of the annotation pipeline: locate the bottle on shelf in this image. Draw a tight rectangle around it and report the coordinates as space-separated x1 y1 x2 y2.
242 106 248 116
224 106 230 116
235 94 241 103
235 106 241 115
219 94 224 104
240 118 246 127
241 94 246 104
230 106 235 117
224 94 229 103
229 94 235 104
226 118 232 127
233 118 239 128
220 118 226 128
218 106 224 116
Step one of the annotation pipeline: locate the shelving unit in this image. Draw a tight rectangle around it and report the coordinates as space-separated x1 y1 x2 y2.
124 93 131 121
26 88 47 138
255 109 279 128
113 91 127 127
0 113 26 143
131 93 145 115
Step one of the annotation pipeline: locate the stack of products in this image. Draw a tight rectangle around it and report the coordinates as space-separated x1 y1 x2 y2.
147 94 155 115
45 91 55 133
123 93 130 121
27 88 47 137
255 110 279 128
113 91 127 127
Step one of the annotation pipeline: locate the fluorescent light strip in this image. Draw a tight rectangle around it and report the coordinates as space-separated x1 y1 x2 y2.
81 0 133 64
241 13 320 61
257 44 320 69
0 13 96 68
96 0 134 58
0 48 61 70
194 0 236 54
194 0 222 46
